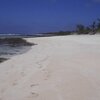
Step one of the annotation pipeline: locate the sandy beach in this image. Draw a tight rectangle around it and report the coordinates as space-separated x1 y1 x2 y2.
0 35 100 100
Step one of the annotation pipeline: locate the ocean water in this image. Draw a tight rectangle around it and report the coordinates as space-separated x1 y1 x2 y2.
0 44 32 62
0 34 35 63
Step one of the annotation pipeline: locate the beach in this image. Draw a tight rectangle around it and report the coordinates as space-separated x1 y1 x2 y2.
0 35 100 100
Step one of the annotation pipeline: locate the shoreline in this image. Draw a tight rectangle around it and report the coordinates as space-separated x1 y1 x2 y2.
0 35 100 100
0 38 34 63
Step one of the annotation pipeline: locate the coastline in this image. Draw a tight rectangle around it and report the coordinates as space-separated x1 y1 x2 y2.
0 38 34 63
0 35 100 100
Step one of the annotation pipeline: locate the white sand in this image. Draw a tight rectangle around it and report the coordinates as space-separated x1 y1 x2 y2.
0 35 100 100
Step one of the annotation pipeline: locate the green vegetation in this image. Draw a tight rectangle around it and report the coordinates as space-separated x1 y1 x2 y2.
76 24 91 34
41 18 100 36
96 19 100 32
48 31 72 36
76 24 86 34
76 19 100 35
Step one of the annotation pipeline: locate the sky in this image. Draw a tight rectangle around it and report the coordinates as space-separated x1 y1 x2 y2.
0 0 100 34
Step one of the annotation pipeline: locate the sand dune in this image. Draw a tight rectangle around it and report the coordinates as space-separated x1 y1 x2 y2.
0 35 100 100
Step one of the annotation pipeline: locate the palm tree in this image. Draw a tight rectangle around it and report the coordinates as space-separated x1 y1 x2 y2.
97 19 100 32
90 21 96 34
76 24 85 34
85 27 91 34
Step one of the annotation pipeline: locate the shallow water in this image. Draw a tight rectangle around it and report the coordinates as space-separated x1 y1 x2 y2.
0 44 32 62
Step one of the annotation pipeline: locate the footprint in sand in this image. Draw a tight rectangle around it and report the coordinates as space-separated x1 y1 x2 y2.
21 72 26 77
11 79 18 86
12 82 17 86
42 70 51 80
36 56 49 69
27 92 39 98
36 61 42 68
30 84 39 87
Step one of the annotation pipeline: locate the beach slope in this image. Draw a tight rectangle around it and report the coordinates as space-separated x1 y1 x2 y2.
0 35 100 100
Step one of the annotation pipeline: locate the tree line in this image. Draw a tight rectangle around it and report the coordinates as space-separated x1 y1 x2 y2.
76 18 100 35
45 18 100 36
